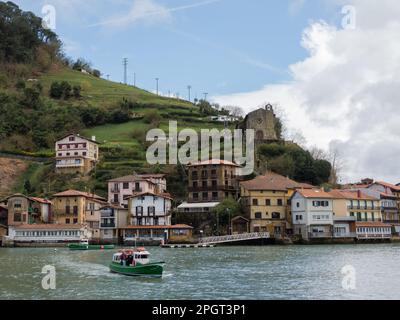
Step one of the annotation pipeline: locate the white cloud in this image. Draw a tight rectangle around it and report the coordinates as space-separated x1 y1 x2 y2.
214 0 400 184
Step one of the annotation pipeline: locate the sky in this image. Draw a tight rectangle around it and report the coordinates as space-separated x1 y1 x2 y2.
11 0 400 184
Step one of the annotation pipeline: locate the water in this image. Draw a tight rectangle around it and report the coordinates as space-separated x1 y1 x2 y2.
0 244 399 300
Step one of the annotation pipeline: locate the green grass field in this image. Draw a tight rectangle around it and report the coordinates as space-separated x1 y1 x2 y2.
40 67 195 108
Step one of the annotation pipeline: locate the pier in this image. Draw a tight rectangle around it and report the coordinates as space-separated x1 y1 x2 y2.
162 232 271 248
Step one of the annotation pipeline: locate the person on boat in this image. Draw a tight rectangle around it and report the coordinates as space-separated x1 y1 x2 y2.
120 252 127 266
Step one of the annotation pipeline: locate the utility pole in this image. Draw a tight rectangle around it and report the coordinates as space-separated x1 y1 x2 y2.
123 58 128 85
203 92 208 101
187 85 192 102
155 78 159 95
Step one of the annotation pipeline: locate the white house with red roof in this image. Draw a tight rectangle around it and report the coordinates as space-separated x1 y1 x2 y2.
127 192 173 227
291 189 335 240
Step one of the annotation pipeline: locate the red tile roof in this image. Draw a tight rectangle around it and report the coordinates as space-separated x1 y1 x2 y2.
328 190 378 201
356 222 391 228
51 190 106 201
126 192 173 201
29 197 52 204
375 181 400 192
108 175 156 184
241 172 308 191
296 189 336 199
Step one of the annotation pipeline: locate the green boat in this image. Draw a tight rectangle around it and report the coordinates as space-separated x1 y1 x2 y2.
68 239 115 251
109 248 165 277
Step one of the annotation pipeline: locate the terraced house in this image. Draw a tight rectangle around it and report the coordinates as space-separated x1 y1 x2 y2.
108 174 166 208
348 181 400 235
55 134 99 175
240 172 314 238
51 190 107 239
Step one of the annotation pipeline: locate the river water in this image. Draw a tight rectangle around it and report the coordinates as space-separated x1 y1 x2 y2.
0 244 399 300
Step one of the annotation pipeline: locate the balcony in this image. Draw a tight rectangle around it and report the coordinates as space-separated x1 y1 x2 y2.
101 223 116 228
308 232 333 239
111 188 120 193
357 233 391 239
334 232 357 238
133 188 143 193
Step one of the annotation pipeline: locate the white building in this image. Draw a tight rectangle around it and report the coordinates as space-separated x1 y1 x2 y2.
291 189 335 240
55 134 99 175
127 192 172 226
108 175 159 208
6 224 90 244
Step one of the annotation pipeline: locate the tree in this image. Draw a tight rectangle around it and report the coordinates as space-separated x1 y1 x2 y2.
50 81 63 99
73 85 81 98
211 199 242 235
60 81 72 99
92 69 101 78
24 179 32 194
223 105 244 118
328 147 345 185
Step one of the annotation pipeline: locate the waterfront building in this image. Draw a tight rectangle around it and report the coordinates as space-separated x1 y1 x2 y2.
6 224 90 245
121 224 193 244
108 175 159 208
55 133 99 175
178 159 241 217
291 189 335 240
127 192 173 227
240 172 314 238
51 190 107 229
2 194 52 227
231 216 250 234
0 204 8 226
348 181 400 235
329 189 389 239
99 204 129 243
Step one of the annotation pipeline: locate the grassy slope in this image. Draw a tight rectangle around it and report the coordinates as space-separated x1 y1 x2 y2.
14 67 227 199
40 67 195 108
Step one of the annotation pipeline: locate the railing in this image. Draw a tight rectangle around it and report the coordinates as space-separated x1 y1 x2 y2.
133 188 143 192
308 232 333 238
199 232 270 244
101 223 116 228
111 188 120 193
357 233 392 239
334 232 357 238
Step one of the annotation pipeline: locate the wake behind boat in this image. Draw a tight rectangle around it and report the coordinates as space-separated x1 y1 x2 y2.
68 239 115 251
109 248 165 277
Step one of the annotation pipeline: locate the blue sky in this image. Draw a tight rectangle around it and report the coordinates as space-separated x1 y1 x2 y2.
14 0 341 99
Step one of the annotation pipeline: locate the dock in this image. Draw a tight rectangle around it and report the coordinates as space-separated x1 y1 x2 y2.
162 232 271 248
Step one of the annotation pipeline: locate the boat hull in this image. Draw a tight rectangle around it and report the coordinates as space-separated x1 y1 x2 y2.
109 261 164 277
68 244 115 251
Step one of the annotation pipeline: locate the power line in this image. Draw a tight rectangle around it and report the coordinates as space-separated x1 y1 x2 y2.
123 58 128 85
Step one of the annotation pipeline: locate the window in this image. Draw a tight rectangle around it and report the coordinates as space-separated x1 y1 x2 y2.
212 192 218 200
266 199 271 206
136 206 143 215
202 181 207 188
66 218 70 224
69 137 75 142
73 206 78 215
296 202 300 208
113 194 119 203
73 218 78 224
74 159 81 164
272 212 281 219
295 215 302 221
14 213 22 222
193 193 199 199
202 192 208 200
66 206 70 214
357 212 362 222
148 206 155 215
372 212 375 222
83 152 87 156
212 180 217 187
255 212 262 219
252 199 258 206
123 183 129 190
74 152 78 156
277 199 283 206
193 181 198 188
191 171 198 179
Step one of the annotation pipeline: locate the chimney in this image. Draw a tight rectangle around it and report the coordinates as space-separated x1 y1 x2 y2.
92 136 96 142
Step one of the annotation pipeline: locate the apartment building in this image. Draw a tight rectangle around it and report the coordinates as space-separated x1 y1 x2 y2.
55 134 99 175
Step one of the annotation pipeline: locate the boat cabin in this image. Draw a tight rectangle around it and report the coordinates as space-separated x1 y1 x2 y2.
112 248 150 266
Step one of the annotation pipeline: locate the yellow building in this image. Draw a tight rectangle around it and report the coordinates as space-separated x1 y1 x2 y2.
51 190 107 229
241 172 313 237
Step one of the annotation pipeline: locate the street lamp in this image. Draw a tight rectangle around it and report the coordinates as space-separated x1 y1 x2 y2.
200 230 204 243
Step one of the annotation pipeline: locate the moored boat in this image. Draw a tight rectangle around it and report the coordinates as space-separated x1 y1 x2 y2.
68 239 115 251
109 248 165 277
